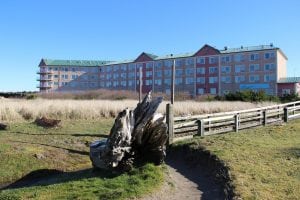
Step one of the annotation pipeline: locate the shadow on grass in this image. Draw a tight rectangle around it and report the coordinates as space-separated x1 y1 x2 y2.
9 140 90 156
2 168 118 190
283 147 300 159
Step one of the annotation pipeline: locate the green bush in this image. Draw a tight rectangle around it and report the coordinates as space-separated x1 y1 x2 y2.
280 93 300 103
221 90 279 102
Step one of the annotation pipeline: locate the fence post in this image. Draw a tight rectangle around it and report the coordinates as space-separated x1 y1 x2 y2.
166 103 174 144
197 119 205 136
284 107 288 122
263 110 267 126
234 114 239 132
293 104 296 115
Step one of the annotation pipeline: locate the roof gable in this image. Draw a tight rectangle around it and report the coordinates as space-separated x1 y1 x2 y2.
135 52 157 62
39 59 47 67
194 44 220 56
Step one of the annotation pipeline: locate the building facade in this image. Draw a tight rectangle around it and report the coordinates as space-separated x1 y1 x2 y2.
37 44 289 96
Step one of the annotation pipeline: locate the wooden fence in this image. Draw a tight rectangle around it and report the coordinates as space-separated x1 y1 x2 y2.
166 101 300 144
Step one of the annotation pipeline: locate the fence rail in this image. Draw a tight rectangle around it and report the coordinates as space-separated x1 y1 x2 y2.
166 101 300 144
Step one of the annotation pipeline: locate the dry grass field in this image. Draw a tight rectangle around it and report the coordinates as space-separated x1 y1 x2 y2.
0 98 276 122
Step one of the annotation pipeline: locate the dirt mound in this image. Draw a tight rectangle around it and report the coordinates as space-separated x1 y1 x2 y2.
35 117 61 128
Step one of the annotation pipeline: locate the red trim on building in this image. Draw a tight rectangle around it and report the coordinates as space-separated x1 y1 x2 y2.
135 52 154 62
194 44 220 56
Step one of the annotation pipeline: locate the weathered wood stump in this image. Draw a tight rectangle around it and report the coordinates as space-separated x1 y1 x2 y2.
90 92 168 171
35 117 61 128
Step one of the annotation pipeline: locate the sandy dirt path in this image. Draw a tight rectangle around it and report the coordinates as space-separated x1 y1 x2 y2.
139 152 225 200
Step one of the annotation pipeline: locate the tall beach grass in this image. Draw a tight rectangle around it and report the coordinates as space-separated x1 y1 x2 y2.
0 98 276 122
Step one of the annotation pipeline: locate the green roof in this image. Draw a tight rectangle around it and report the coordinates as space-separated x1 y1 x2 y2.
278 77 300 83
155 52 195 60
220 45 277 54
40 44 284 67
41 59 113 67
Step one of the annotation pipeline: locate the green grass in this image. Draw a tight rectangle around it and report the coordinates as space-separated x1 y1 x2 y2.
0 119 164 200
176 119 300 200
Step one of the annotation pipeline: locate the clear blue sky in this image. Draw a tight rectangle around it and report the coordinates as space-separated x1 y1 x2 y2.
0 0 299 92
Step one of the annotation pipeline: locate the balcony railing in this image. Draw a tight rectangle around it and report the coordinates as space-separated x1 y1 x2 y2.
37 77 52 81
37 84 52 88
37 70 53 74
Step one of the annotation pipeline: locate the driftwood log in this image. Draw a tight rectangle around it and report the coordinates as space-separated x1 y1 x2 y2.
90 92 168 171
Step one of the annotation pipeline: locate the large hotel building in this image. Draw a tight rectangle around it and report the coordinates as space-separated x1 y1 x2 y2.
37 44 300 96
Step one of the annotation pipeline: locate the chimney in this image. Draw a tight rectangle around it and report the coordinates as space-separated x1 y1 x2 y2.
224 46 228 50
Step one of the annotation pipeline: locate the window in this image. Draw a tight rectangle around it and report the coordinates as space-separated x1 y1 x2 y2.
155 61 163 69
113 65 119 72
175 59 184 67
250 53 260 61
47 75 52 79
72 68 76 72
264 63 275 71
210 88 217 95
100 74 105 79
221 56 231 63
145 80 152 85
198 88 204 94
61 74 68 79
54 82 59 86
249 64 260 72
113 81 119 87
209 67 218 74
234 54 244 62
209 77 218 84
113 74 119 79
146 62 153 69
121 73 126 79
54 75 59 78
164 79 171 85
185 77 194 84
249 75 259 82
106 74 112 79
155 79 162 85
100 82 105 87
185 58 194 66
128 80 134 87
120 81 126 87
264 52 275 59
175 69 183 77
155 71 162 77
209 57 217 64
164 70 171 77
128 72 135 78
264 74 275 82
235 76 245 83
185 68 194 76
235 65 246 73
128 64 135 71
282 89 291 94
146 71 152 77
64 67 68 72
221 76 231 83
121 64 127 71
54 67 58 71
106 82 112 87
221 66 231 73
72 75 79 79
196 77 205 84
175 78 183 85
164 60 172 68
196 57 205 64
106 66 112 73
196 67 205 74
